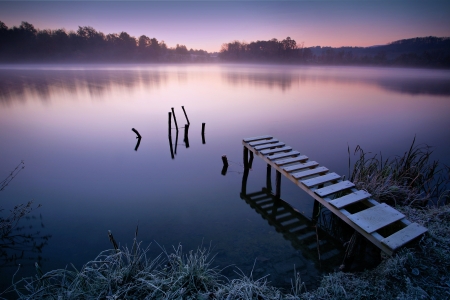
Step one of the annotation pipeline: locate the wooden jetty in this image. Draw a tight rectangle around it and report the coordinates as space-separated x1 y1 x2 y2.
242 135 427 255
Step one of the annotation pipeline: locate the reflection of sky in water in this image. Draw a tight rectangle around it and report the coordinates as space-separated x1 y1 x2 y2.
0 64 449 291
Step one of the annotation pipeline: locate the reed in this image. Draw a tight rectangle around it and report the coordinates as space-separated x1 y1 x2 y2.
348 137 449 207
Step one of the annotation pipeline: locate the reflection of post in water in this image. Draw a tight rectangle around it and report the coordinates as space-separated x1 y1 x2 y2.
168 134 175 159
174 130 179 155
132 128 142 151
184 124 190 148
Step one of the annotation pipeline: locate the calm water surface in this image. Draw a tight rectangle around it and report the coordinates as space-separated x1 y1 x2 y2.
1 64 449 292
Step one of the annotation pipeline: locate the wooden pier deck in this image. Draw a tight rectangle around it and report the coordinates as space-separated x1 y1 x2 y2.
242 135 427 255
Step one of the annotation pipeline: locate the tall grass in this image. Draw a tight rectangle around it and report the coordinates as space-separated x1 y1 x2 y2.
349 137 449 207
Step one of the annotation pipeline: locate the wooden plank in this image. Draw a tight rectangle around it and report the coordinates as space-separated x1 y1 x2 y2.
348 203 405 233
267 151 300 160
302 173 341 188
260 146 292 155
248 139 278 147
283 161 319 172
314 181 355 197
381 223 427 250
274 155 308 165
292 166 328 179
243 135 272 143
254 142 286 151
329 190 372 209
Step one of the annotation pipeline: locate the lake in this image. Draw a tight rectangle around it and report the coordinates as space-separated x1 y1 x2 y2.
1 64 449 293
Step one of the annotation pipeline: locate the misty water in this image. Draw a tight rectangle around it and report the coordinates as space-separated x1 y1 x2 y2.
1 64 449 292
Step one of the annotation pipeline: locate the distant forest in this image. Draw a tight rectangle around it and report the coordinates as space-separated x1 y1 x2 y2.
1 20 450 68
220 37 450 68
0 21 209 62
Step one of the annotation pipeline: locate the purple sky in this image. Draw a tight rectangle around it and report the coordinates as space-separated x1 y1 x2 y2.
1 1 449 52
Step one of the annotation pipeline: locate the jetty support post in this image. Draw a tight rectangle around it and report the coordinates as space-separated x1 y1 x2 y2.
243 147 249 169
248 151 254 168
171 107 179 130
275 170 281 199
266 164 272 191
181 106 190 125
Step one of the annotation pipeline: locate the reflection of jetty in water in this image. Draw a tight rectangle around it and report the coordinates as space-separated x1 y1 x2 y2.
240 168 344 267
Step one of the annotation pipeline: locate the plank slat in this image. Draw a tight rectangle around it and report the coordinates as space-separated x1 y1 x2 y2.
243 135 272 143
348 203 405 233
255 142 286 151
248 139 278 147
329 190 372 209
302 173 341 188
381 223 427 250
314 181 355 197
260 146 292 155
283 161 319 172
274 155 308 165
292 166 328 179
267 151 300 160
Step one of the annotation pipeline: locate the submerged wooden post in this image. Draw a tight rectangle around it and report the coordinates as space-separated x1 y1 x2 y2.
184 124 190 148
275 170 281 198
222 155 229 167
241 167 249 195
202 123 205 144
131 128 142 139
243 147 249 169
171 107 179 130
266 164 272 191
181 106 190 125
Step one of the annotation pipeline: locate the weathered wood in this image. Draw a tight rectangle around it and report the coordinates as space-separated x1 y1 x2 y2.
255 142 286 151
274 155 308 165
314 180 355 197
267 150 300 160
171 107 178 130
329 190 372 209
283 161 319 172
249 138 278 146
381 223 428 250
292 166 329 179
276 171 281 198
242 136 427 255
243 147 249 168
181 106 190 125
349 203 405 233
260 146 292 155
302 173 341 188
243 135 272 143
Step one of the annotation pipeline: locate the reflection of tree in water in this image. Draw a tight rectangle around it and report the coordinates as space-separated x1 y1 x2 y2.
0 69 168 104
0 213 51 268
223 69 450 96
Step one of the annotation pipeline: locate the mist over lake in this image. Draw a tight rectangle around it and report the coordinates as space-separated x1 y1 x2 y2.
1 64 449 291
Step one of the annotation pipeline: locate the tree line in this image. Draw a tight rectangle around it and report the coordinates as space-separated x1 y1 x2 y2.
220 36 450 68
1 20 449 67
0 21 209 62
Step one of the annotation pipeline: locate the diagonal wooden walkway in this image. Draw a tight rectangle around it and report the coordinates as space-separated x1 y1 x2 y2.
243 135 427 255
